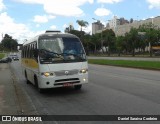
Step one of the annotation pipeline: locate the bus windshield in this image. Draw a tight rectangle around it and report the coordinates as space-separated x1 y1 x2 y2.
38 37 86 64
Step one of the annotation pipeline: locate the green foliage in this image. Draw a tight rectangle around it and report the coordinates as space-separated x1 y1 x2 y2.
70 21 160 56
89 59 160 70
1 34 18 51
116 36 125 56
102 29 116 55
0 53 5 59
69 30 84 38
114 23 159 56
76 20 89 31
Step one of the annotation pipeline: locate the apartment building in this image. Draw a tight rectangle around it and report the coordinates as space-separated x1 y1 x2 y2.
115 16 160 36
92 21 104 35
92 16 160 36
108 16 120 32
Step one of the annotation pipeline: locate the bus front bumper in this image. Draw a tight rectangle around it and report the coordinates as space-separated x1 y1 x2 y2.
38 74 88 89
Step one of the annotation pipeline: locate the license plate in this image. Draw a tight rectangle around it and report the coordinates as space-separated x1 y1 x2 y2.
63 83 73 87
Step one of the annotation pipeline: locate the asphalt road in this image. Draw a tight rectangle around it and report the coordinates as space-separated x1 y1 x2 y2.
10 60 160 124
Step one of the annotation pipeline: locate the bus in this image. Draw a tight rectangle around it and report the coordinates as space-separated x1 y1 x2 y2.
21 30 88 92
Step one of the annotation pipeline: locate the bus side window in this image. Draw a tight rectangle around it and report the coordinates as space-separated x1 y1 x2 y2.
24 46 26 58
28 44 31 58
28 44 30 58
29 44 32 58
25 46 27 58
27 46 29 58
33 42 38 61
31 44 34 58
22 47 24 58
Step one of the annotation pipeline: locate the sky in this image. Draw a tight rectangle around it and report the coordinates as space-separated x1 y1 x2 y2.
0 0 160 43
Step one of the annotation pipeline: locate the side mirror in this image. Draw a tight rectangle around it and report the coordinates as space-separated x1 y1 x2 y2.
33 49 38 58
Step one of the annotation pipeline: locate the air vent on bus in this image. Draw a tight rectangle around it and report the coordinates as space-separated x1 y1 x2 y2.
45 30 61 33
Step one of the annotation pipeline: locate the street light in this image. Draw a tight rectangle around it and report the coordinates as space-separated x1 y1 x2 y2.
92 18 104 53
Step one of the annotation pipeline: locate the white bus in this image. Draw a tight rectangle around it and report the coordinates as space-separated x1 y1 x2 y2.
21 30 88 93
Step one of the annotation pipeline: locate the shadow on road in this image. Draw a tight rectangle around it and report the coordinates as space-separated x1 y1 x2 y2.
26 82 87 97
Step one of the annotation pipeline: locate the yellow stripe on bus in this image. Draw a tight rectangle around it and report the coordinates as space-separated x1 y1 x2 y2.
21 58 39 69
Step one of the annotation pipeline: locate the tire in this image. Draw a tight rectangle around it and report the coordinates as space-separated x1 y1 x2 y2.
74 84 82 90
25 71 30 84
38 88 44 93
34 76 44 93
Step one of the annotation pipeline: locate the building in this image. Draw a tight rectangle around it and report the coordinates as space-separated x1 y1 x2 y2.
119 18 129 25
92 16 160 37
108 16 120 28
92 21 104 35
64 23 74 33
116 16 160 36
107 16 120 33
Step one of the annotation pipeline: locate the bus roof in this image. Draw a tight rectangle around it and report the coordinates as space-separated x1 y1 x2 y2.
23 31 79 46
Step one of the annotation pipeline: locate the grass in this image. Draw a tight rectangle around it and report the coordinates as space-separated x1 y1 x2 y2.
0 53 5 59
89 59 160 70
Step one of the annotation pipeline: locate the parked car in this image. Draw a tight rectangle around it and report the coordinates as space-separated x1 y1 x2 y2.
0 57 12 63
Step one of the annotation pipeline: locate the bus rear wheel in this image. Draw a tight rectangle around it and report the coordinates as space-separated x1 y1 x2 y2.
74 84 82 90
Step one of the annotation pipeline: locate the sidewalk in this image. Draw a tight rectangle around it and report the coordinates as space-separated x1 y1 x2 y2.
0 63 41 124
0 63 19 115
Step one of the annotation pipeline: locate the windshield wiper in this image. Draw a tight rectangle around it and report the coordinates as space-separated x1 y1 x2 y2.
39 49 64 60
39 49 60 56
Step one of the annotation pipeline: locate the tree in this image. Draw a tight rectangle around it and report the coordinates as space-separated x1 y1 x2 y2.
116 36 125 56
89 33 102 54
102 29 116 56
130 18 133 23
124 32 132 54
64 24 74 33
76 20 89 53
1 34 18 51
69 30 85 39
127 28 139 56
76 20 89 32
139 23 159 56
0 43 3 51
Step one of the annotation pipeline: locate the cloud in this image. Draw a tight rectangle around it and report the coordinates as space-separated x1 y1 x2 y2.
43 5 84 17
33 15 48 23
14 0 94 17
50 25 57 30
63 24 68 29
42 0 93 17
0 0 5 11
13 0 45 4
97 0 123 4
94 8 112 16
147 0 160 9
0 12 28 36
36 24 40 27
0 12 44 43
33 15 56 23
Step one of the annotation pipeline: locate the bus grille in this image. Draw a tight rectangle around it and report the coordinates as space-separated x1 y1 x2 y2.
54 78 80 86
54 70 79 76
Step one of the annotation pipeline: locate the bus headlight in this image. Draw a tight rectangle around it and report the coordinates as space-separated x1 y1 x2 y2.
80 69 88 74
41 72 54 77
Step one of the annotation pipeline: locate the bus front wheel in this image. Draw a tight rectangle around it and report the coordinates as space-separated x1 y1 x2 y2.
25 71 30 84
74 84 82 90
34 76 44 93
